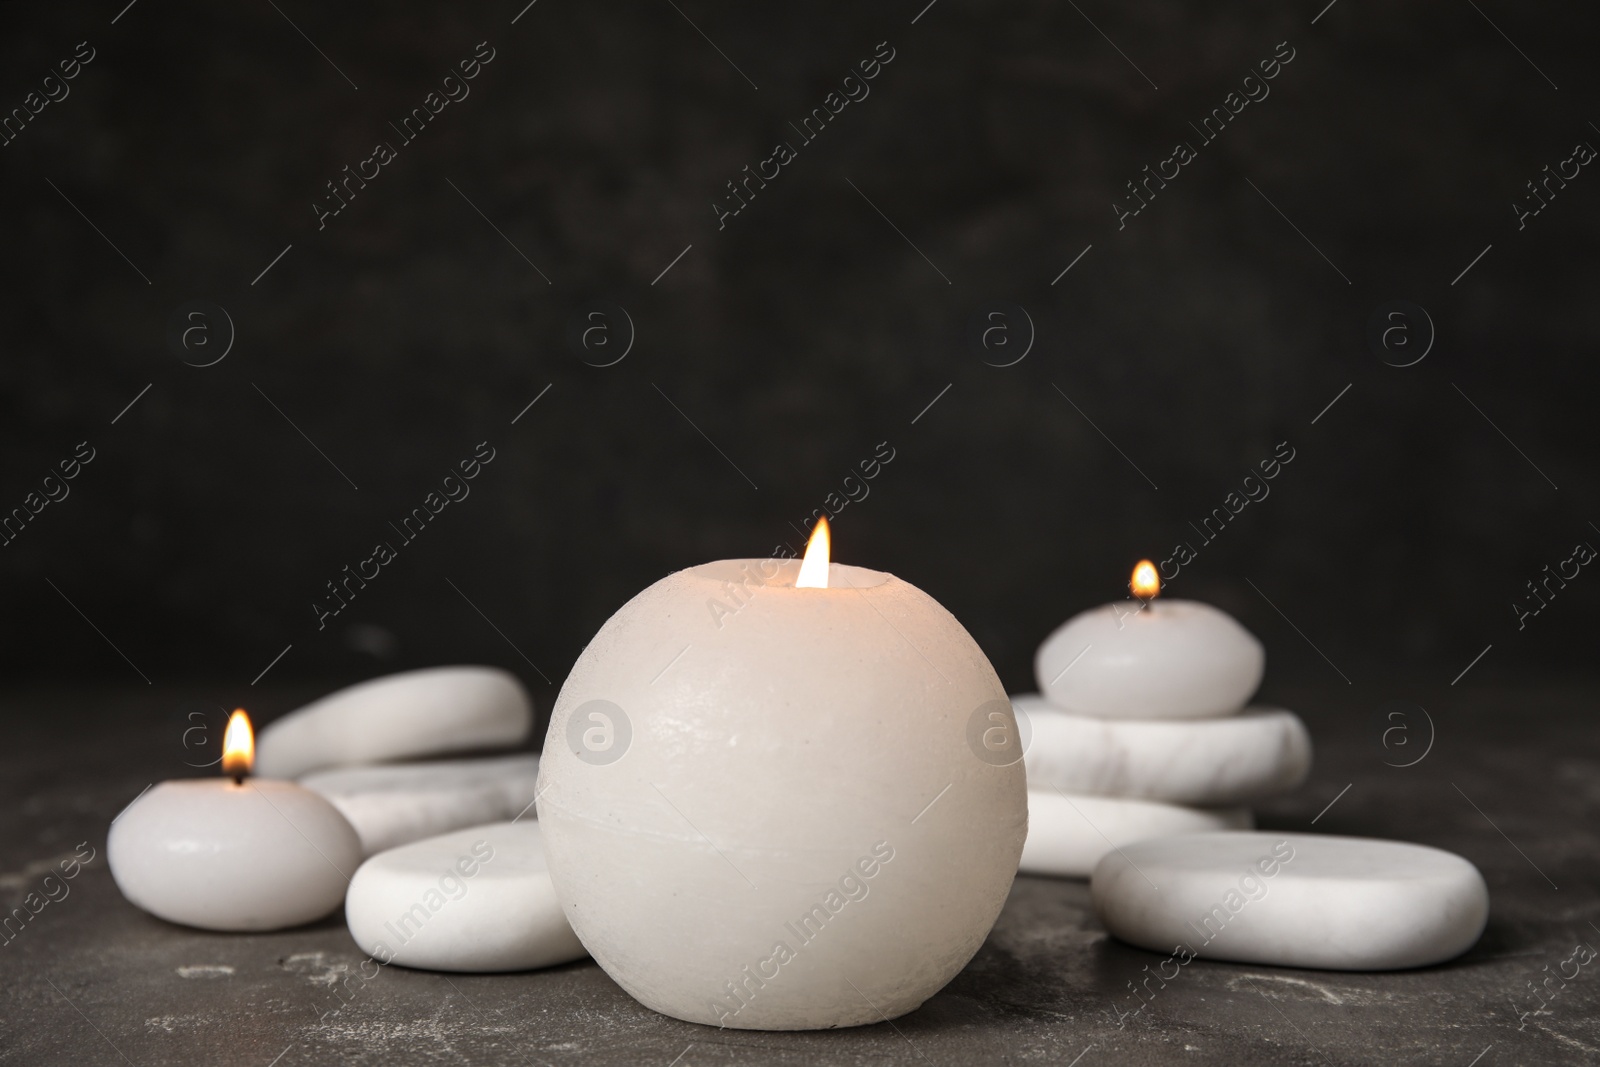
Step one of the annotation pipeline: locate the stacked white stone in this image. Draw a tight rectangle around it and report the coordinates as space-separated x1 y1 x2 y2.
1014 607 1311 878
254 666 583 971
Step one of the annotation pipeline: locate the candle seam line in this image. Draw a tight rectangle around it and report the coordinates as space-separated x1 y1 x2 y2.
648 783 758 890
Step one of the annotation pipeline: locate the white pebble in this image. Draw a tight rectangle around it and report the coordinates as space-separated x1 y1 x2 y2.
1013 695 1311 806
1020 790 1252 879
346 821 585 973
256 667 532 778
300 755 540 856
1091 831 1489 970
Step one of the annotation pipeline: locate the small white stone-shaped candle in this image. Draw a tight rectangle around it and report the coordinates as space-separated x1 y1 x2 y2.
538 519 1028 1030
255 666 533 779
108 711 361 931
1034 561 1263 719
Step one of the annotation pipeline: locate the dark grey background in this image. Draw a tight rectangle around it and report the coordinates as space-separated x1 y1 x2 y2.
2 0 1595 722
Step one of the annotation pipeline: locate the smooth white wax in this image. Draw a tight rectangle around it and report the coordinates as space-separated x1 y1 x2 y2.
1034 599 1263 719
108 779 361 931
538 558 1028 1030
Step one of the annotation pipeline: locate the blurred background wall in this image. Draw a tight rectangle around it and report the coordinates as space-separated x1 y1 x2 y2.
1 0 1594 721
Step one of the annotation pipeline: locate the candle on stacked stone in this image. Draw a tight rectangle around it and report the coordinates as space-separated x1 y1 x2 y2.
1016 563 1491 970
1013 561 1311 878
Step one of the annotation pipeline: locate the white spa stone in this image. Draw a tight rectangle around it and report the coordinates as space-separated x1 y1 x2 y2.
539 557 1027 1030
1019 790 1252 879
256 666 533 779
300 755 541 856
345 821 585 973
1034 600 1263 719
109 779 362 931
1012 694 1312 806
1091 831 1490 970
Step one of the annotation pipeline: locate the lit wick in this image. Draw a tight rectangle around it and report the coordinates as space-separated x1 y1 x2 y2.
796 516 831 589
221 709 254 786
1130 559 1161 608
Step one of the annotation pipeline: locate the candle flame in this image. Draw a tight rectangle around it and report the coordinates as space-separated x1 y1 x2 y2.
221 709 254 779
1131 559 1160 600
796 516 831 588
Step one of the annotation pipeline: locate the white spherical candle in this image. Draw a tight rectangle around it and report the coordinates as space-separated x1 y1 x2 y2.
1034 564 1263 719
108 711 362 931
538 532 1027 1030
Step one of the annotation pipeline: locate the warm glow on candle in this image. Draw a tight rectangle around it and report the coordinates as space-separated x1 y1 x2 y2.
1131 560 1160 600
796 517 831 588
222 709 254 780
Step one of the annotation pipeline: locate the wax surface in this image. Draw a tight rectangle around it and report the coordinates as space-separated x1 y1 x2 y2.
107 779 361 931
1092 832 1490 969
256 666 532 778
539 558 1028 1030
1013 695 1312 805
1034 600 1264 719
302 755 540 856
345 821 585 972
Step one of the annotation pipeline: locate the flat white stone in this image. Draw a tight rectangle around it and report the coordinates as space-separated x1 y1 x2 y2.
1034 600 1263 719
1013 695 1311 806
1019 791 1252 879
301 755 540 856
256 667 533 778
1091 831 1490 970
346 821 586 973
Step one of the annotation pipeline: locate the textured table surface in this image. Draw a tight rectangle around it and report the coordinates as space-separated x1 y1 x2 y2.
4 680 1597 1066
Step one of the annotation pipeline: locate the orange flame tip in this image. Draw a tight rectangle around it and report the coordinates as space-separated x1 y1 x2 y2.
1131 559 1160 600
796 517 831 588
221 709 254 780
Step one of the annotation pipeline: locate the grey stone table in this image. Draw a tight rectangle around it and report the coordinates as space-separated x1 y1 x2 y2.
4 680 1597 1066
